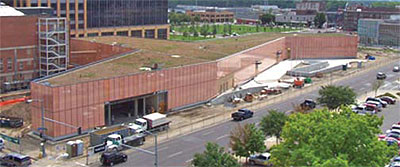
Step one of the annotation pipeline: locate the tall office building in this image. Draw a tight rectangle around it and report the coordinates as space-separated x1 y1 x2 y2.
5 0 169 39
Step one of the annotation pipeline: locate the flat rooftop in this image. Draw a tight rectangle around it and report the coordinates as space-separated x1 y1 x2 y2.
45 32 347 86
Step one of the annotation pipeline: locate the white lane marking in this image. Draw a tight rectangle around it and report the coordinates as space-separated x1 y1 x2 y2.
202 130 214 136
168 151 183 158
75 162 87 167
216 134 229 140
186 158 193 163
158 146 169 152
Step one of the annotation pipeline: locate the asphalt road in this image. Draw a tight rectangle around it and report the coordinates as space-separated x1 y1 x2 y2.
98 61 400 167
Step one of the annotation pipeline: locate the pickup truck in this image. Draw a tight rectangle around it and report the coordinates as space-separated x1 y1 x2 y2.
0 116 23 128
231 109 253 121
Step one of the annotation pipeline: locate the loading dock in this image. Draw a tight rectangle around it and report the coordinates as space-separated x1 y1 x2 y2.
104 91 167 126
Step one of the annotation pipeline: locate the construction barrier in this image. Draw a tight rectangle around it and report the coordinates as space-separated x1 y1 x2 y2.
0 97 28 107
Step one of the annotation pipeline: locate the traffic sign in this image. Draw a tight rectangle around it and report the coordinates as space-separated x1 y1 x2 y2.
0 133 20 145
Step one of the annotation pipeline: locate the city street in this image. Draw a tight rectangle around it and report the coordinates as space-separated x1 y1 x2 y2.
94 61 400 167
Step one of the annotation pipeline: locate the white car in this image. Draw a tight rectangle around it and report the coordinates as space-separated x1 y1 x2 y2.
392 124 400 131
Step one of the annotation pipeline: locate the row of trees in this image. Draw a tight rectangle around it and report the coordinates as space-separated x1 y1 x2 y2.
193 110 287 167
169 12 201 25
193 85 397 166
180 24 232 38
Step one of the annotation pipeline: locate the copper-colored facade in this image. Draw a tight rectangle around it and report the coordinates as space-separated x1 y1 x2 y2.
31 36 358 139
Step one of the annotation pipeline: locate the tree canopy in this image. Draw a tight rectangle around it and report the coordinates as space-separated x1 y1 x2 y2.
314 13 326 28
192 142 240 167
260 13 275 25
259 110 288 143
317 85 356 109
230 123 266 161
270 107 398 166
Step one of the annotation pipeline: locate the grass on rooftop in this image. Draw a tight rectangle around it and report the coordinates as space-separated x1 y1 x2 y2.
46 32 348 86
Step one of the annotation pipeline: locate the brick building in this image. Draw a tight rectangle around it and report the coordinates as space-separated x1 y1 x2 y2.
3 0 170 39
275 0 325 25
344 6 400 31
0 5 134 93
0 16 39 92
186 10 234 23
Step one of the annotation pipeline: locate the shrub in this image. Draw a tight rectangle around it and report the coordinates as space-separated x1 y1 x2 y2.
377 92 398 99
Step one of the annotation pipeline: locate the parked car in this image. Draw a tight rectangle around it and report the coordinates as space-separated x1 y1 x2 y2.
393 66 400 72
0 138 4 151
354 104 378 114
393 125 400 130
0 153 31 167
0 116 23 128
249 153 272 166
365 101 383 110
300 99 316 110
366 97 388 108
377 72 387 80
380 96 396 105
391 129 400 136
392 156 400 162
231 109 253 121
387 133 400 141
100 151 128 166
390 162 400 167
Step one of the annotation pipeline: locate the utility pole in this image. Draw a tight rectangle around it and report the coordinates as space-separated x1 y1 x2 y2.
26 98 83 158
26 99 47 158
154 133 158 167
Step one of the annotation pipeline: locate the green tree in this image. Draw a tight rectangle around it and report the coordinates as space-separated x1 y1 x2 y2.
192 142 240 167
314 13 326 28
212 24 217 37
193 15 201 22
229 123 266 162
223 24 228 36
271 107 398 167
260 13 275 25
200 25 209 38
193 30 199 37
317 85 356 109
372 80 384 97
259 110 288 144
228 24 232 35
182 30 189 37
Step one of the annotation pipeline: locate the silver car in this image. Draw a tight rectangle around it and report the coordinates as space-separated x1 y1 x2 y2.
249 152 272 166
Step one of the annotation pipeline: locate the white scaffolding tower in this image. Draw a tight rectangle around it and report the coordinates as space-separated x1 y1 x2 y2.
38 17 69 77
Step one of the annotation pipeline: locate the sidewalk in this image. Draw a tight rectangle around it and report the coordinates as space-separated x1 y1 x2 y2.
29 54 400 166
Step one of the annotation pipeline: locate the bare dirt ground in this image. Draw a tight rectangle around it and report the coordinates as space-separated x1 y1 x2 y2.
0 103 31 138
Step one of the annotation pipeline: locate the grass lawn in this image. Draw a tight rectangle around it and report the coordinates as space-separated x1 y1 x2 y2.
170 34 212 41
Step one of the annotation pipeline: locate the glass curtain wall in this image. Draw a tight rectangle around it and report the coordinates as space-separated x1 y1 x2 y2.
87 0 168 28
